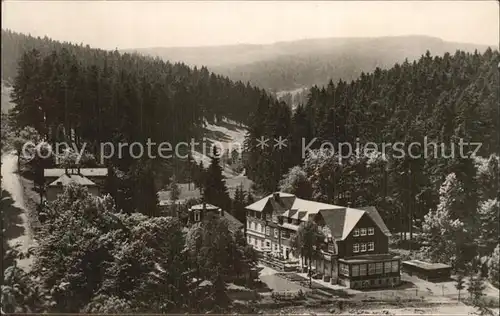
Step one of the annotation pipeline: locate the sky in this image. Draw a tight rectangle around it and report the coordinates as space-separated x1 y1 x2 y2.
2 1 499 50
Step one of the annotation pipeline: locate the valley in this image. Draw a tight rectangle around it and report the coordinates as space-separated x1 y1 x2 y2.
1 1 499 314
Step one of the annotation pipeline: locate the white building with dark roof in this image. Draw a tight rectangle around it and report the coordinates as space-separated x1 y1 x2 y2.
188 203 244 234
245 192 400 289
46 169 100 201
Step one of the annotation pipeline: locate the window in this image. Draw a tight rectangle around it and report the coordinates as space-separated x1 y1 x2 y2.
360 243 367 252
353 229 359 237
266 213 271 221
258 240 262 248
368 263 376 275
290 233 296 240
247 236 251 244
194 211 201 222
272 214 278 223
257 223 261 233
250 237 254 245
251 222 255 231
375 262 383 274
266 241 271 248
256 212 261 219
328 243 335 253
247 221 250 229
281 230 290 239
353 243 359 253
391 261 399 273
360 228 367 236
274 244 278 251
384 261 392 273
352 265 359 276
360 264 367 276
368 227 375 235
274 228 279 238
288 217 292 223
266 226 270 236
340 263 349 275
368 242 374 251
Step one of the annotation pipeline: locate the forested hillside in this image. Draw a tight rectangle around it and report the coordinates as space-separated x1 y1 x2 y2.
130 35 492 92
2 29 267 126
4 29 280 215
244 49 499 239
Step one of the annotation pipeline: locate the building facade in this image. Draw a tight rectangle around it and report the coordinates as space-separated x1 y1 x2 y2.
45 169 100 201
245 192 401 289
188 203 244 234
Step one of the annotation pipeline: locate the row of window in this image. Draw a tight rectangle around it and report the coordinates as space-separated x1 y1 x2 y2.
247 237 279 251
247 221 295 239
339 261 399 276
247 211 303 226
353 227 375 237
353 242 374 253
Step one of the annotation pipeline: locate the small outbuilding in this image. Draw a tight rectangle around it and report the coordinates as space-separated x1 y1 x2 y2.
402 259 452 282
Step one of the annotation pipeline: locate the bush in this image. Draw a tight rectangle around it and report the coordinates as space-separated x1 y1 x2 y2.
487 245 499 288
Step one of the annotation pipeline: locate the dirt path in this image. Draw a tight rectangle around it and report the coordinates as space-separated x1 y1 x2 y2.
1 152 34 271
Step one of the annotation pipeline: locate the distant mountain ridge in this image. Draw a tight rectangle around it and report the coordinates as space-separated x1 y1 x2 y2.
127 35 494 91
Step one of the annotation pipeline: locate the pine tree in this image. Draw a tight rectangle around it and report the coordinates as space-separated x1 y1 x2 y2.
232 183 246 223
455 273 465 301
203 146 230 211
467 274 486 306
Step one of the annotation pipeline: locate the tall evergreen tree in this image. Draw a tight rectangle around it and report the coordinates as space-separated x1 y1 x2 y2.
203 147 230 210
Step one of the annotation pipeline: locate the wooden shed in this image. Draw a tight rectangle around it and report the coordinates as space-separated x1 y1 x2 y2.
402 260 451 282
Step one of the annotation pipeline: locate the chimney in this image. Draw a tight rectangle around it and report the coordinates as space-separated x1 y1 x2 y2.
273 192 280 201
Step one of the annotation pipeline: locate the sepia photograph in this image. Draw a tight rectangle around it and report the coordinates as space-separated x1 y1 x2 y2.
1 1 499 314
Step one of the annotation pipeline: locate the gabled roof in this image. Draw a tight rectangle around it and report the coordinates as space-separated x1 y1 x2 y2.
246 192 295 212
341 208 366 239
48 174 96 187
359 206 391 237
245 192 391 241
44 168 108 178
189 203 219 211
221 211 244 233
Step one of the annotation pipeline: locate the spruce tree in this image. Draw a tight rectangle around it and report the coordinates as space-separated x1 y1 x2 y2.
203 146 230 211
232 183 247 223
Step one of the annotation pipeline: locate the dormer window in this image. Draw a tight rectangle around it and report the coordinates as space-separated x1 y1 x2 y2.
360 228 367 236
353 229 360 237
368 227 375 235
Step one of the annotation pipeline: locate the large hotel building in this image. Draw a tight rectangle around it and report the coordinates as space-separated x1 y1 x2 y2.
245 192 401 289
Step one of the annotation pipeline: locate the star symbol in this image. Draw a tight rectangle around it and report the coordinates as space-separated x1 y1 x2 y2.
274 136 288 150
256 136 269 150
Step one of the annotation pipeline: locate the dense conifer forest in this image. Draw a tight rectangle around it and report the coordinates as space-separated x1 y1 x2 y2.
244 48 499 236
2 28 285 215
